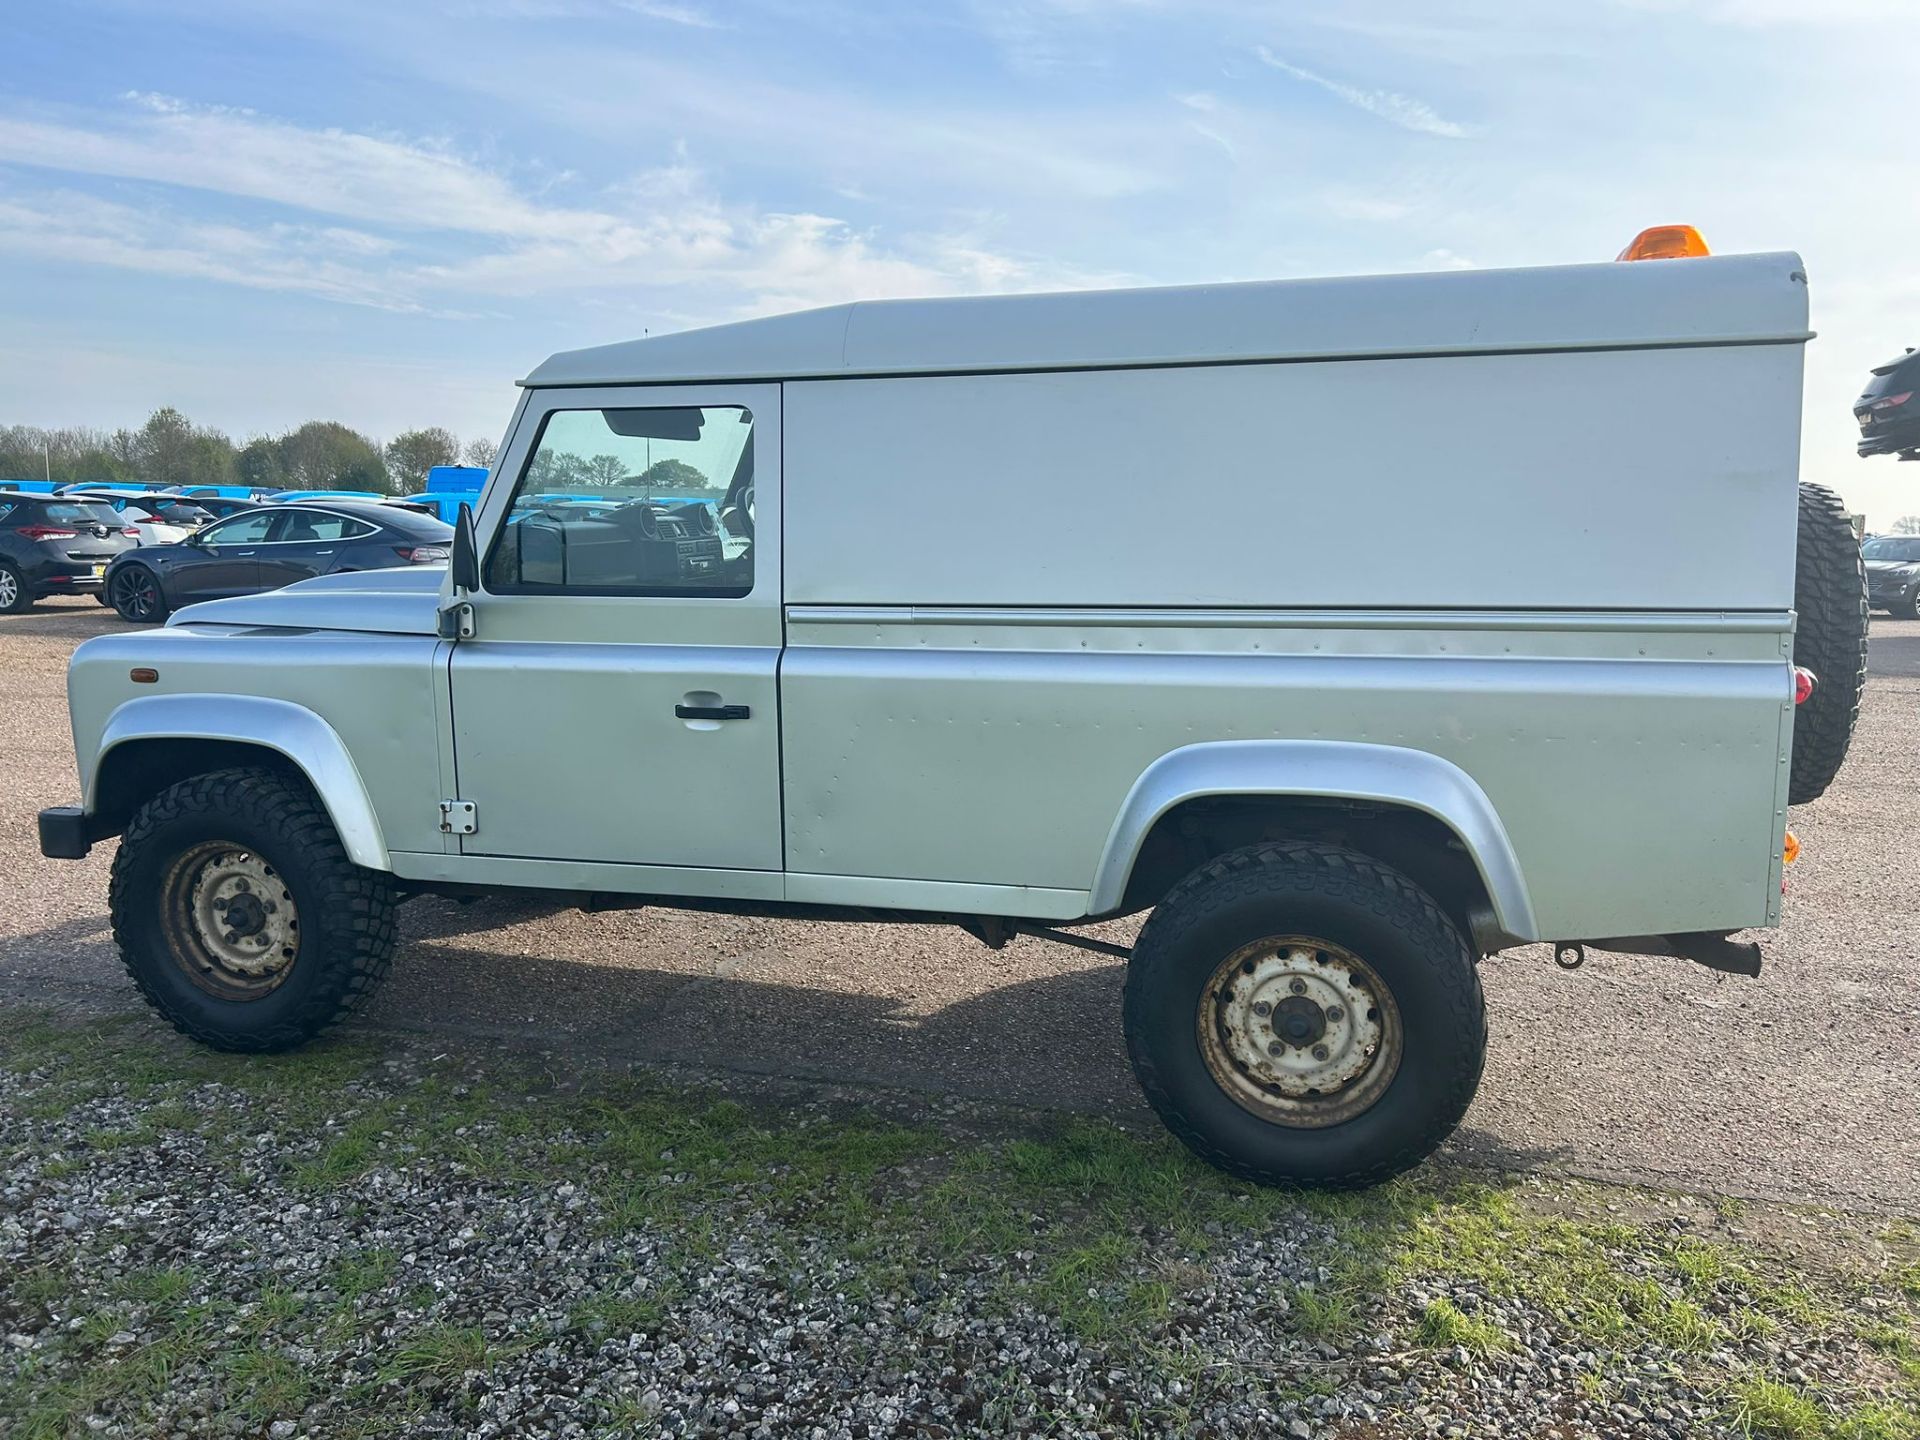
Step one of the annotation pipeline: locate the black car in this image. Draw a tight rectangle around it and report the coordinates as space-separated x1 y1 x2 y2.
1864 534 1920 617
1855 348 1920 458
0 492 139 612
103 500 454 623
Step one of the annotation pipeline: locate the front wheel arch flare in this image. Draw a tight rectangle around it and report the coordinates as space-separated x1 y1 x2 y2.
86 694 391 870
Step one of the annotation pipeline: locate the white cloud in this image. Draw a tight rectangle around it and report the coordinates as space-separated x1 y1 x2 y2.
616 0 723 27
0 97 1113 319
1254 45 1476 138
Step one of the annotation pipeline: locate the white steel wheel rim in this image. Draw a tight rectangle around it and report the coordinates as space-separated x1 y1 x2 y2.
159 842 300 1000
1197 935 1404 1129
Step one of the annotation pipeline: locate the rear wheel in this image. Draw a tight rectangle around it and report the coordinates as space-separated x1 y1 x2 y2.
109 565 169 624
0 561 32 613
1124 842 1485 1188
1789 481 1868 804
109 767 397 1051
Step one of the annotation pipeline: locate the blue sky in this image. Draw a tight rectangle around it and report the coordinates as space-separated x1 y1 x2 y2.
0 0 1915 519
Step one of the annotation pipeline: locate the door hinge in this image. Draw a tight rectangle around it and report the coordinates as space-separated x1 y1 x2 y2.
437 602 475 640
439 799 477 835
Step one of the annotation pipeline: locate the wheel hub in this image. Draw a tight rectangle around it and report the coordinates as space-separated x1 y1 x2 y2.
165 846 300 996
1197 936 1403 1129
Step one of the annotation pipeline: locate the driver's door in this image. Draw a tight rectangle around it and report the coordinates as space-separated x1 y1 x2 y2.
176 509 277 602
447 384 780 873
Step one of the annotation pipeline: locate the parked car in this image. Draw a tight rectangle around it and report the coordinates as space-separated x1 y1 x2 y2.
182 496 263 522
75 490 216 546
0 492 139 611
101 500 453 623
1864 535 1920 616
1856 348 1920 458
39 233 1865 1188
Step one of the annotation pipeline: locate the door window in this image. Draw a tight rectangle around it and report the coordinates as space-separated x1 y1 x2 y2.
485 405 755 596
276 511 376 543
200 512 278 545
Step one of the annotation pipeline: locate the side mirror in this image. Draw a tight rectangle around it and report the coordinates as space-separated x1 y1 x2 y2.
450 503 479 592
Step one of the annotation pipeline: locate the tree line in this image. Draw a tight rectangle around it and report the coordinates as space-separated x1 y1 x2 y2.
0 409 499 496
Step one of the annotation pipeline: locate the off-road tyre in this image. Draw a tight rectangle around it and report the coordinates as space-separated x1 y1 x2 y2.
109 766 397 1051
1124 841 1485 1189
1790 481 1867 804
0 561 32 614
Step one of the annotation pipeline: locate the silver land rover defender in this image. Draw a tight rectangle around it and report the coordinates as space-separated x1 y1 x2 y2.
37 237 1866 1187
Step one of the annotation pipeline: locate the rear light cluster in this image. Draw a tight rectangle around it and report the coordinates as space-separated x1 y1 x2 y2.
16 525 78 541
1793 666 1816 705
395 545 451 564
1871 391 1913 412
122 527 141 539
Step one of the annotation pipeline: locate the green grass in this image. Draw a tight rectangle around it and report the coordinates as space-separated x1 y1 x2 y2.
1417 1297 1509 1353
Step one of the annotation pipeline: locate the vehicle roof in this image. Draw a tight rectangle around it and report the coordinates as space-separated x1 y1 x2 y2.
0 491 120 505
524 250 1812 389
273 498 454 534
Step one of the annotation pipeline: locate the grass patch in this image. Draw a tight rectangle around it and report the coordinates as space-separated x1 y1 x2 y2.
1417 1297 1509 1353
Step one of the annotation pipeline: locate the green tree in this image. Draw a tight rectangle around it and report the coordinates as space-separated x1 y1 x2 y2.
579 453 630 487
384 427 460 491
133 407 236 489
275 421 392 493
636 458 712 496
236 436 288 490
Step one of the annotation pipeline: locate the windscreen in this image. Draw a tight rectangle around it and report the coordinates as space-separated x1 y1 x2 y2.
43 502 123 527
1862 537 1920 562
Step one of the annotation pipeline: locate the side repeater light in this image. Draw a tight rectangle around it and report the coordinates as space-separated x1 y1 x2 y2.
1617 225 1711 261
1782 831 1800 866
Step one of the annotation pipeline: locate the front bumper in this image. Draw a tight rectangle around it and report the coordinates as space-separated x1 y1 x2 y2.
37 806 97 860
1868 573 1920 608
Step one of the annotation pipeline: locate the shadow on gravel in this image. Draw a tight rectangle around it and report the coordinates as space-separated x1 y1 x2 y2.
0 901 1580 1184
1868 622 1920 679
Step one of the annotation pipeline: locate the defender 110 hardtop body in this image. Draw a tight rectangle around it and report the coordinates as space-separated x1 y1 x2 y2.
41 246 1839 1186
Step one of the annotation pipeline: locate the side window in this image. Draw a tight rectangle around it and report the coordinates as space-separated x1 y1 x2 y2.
276 512 373 543
485 405 755 596
201 512 279 545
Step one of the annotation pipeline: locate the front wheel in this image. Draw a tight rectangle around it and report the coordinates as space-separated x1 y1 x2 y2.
108 565 169 624
1897 588 1920 622
1124 842 1485 1188
109 767 397 1051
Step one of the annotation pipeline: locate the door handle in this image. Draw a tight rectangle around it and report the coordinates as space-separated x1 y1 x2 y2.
674 703 750 721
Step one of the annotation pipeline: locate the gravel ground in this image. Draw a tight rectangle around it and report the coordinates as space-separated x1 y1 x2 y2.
3 1014 1917 1439
1 600 1916 1213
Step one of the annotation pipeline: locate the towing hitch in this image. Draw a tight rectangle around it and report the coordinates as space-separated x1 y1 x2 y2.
1566 932 1763 978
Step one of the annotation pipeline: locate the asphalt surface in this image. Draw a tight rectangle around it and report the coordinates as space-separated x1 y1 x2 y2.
3 598 1916 1212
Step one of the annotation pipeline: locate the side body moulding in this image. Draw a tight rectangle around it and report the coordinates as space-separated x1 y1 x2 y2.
1088 740 1538 941
87 694 392 871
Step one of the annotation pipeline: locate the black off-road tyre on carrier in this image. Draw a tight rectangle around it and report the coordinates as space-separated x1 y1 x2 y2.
1124 841 1485 1188
110 766 397 1051
1790 481 1868 805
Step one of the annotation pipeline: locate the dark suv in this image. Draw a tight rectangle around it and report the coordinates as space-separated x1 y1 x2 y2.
1856 349 1920 458
0 493 138 612
1864 534 1920 616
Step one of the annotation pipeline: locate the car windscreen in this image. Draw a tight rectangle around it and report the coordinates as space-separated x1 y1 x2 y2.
1862 537 1920 562
42 502 124 527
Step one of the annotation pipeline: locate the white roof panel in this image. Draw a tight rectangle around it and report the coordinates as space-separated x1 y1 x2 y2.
522 251 1810 388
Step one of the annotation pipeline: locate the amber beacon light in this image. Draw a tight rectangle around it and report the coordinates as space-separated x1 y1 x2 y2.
1617 225 1711 261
